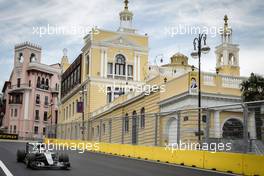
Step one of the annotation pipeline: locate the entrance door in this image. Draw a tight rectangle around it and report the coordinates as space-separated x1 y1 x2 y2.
168 118 178 145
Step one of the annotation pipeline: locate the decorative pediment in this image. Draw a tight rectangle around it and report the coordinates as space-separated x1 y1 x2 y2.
100 35 142 48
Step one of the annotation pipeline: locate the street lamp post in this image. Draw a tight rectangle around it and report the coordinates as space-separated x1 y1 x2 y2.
191 33 210 141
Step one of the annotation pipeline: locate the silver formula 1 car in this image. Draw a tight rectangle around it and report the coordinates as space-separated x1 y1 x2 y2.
17 142 70 169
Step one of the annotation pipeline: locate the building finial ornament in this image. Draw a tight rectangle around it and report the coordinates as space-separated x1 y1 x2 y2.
63 48 68 57
224 15 228 27
124 0 129 9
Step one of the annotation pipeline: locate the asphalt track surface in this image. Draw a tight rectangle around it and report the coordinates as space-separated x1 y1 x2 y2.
0 141 237 176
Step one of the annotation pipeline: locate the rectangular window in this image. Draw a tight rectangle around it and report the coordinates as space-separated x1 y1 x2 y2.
43 127 46 135
97 125 100 138
13 125 16 133
44 111 48 121
67 77 70 90
29 80 31 87
128 65 133 76
44 96 49 106
17 78 21 88
77 66 81 83
36 94 40 104
71 73 73 87
34 126 38 134
73 71 76 85
35 110 39 121
87 55 90 75
65 79 68 90
103 124 106 135
92 127 94 138
11 109 13 117
72 102 75 116
75 70 78 84
107 63 113 75
125 116 129 132
114 88 124 99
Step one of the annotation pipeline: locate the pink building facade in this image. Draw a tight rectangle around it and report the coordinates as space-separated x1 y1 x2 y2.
1 42 61 140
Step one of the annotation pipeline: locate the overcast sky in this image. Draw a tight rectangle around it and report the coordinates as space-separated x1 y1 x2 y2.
0 0 263 88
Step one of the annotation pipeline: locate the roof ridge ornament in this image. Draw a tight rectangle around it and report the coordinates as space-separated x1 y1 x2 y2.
124 0 129 10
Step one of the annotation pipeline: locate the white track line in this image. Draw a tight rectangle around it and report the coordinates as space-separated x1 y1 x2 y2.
0 160 13 176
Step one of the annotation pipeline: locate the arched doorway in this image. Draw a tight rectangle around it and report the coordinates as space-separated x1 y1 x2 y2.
166 117 178 145
222 118 243 139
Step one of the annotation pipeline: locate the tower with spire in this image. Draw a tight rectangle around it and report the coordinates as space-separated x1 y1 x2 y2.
60 48 70 73
215 15 240 76
118 0 135 33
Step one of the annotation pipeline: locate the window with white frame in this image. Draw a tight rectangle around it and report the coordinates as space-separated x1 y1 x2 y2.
128 65 133 77
107 63 113 75
115 54 126 75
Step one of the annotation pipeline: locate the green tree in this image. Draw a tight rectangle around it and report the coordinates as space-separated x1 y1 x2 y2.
241 73 264 102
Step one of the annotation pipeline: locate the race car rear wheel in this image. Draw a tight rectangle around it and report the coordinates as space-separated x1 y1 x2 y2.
17 150 26 162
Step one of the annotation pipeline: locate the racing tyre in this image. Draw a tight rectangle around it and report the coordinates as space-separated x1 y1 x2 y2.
26 153 36 169
17 150 26 162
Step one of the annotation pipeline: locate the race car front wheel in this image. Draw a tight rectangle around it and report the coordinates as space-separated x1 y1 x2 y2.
26 153 36 169
17 150 26 162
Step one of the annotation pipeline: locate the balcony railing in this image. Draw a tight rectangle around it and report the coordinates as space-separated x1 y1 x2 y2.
9 99 23 104
107 74 134 81
9 84 30 90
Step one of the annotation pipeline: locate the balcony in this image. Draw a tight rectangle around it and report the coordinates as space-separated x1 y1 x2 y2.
9 93 23 104
36 84 49 91
8 84 31 92
51 87 59 94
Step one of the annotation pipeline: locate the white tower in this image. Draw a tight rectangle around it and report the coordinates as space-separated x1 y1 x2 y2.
215 15 240 76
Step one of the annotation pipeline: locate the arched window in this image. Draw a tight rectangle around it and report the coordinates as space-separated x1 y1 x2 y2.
45 79 49 90
40 78 45 89
219 54 224 65
115 54 126 75
132 111 138 144
229 53 235 65
140 108 145 128
18 53 23 63
222 118 243 139
30 53 36 62
124 113 129 132
37 77 41 88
